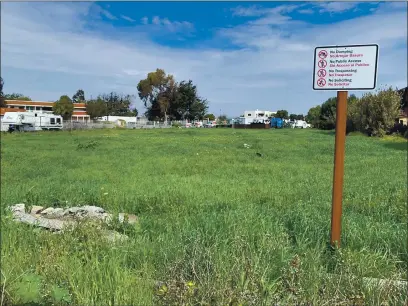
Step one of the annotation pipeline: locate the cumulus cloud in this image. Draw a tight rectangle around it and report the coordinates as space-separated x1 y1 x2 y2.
1 2 406 116
142 15 194 33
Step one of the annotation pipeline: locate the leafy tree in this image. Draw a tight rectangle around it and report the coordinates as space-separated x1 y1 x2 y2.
357 87 401 137
275 110 288 119
98 92 134 116
398 87 408 110
305 105 321 128
137 69 175 121
86 98 108 119
217 114 228 124
289 114 297 120
72 89 85 103
172 80 208 121
296 114 304 120
319 97 337 130
137 69 209 121
0 77 4 107
131 108 138 116
205 113 215 121
53 95 74 120
4 93 32 101
346 94 360 133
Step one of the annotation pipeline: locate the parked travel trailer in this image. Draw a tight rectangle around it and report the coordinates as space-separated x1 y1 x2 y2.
294 120 308 129
1 112 63 132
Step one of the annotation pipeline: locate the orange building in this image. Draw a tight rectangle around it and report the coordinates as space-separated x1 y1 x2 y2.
1 100 90 122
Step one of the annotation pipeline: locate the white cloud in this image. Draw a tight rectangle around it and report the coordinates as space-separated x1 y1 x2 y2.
145 15 194 33
298 9 314 14
1 2 406 116
121 15 135 22
141 17 149 25
316 2 359 13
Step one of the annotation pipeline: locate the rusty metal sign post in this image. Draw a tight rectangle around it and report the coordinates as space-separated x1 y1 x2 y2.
313 44 379 247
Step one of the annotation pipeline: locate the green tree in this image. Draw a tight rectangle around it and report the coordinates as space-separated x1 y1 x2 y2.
319 97 337 130
357 87 401 137
99 92 134 116
86 98 108 119
53 95 74 120
172 80 208 121
131 108 138 116
398 87 407 110
72 89 85 103
4 93 32 101
346 94 360 133
296 114 304 120
289 113 297 120
305 105 321 128
205 113 215 121
217 114 228 124
275 110 288 119
137 69 176 121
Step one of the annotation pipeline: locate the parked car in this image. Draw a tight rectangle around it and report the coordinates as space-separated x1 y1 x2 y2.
194 122 203 128
185 122 192 128
205 121 217 128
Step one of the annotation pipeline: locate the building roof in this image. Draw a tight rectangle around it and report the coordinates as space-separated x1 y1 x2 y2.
3 100 89 117
5 100 86 108
0 108 27 115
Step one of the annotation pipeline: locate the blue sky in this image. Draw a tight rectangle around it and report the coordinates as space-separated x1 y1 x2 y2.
1 1 407 116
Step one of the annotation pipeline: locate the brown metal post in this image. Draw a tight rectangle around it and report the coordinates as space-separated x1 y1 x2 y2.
330 90 348 248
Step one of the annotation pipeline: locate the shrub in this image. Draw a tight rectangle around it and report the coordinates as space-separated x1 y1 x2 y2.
357 87 401 137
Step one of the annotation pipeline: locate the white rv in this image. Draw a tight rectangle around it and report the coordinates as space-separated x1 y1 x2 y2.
294 120 308 129
1 112 63 132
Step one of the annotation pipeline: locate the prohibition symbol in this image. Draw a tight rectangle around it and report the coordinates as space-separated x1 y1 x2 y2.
317 69 326 78
317 78 326 87
318 50 328 59
318 59 327 68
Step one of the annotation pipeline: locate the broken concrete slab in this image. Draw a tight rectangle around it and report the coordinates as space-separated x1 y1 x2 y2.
8 204 25 213
30 205 44 214
7 204 136 243
12 211 74 231
118 213 138 224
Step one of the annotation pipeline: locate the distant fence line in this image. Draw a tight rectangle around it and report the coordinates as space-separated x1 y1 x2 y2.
62 120 181 130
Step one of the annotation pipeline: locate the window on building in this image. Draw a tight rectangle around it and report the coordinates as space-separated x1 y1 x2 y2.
50 118 55 124
56 118 61 124
247 113 251 116
19 106 25 109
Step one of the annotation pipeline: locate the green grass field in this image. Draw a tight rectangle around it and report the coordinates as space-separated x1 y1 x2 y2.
1 128 407 305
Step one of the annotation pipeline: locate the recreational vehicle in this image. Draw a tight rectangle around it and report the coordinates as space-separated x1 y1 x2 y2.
1 112 63 132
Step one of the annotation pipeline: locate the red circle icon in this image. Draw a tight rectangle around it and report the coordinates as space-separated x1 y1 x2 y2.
317 78 326 87
318 50 328 59
317 69 326 78
318 60 327 68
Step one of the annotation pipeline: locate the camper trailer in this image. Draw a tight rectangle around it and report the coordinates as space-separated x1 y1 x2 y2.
1 112 63 132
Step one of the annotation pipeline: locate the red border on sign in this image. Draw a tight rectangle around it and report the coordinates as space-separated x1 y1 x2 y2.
318 50 327 59
317 78 326 87
318 60 327 68
317 69 326 77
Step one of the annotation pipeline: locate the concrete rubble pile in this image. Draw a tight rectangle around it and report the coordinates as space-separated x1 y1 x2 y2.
7 204 138 242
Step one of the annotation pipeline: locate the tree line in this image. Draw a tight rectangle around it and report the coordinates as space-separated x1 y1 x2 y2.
137 68 209 121
305 87 407 137
1 70 212 122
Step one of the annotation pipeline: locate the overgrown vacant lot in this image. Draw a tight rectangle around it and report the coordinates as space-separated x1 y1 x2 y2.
1 128 407 305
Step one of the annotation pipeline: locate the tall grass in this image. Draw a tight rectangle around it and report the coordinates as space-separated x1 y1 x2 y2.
1 128 407 305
